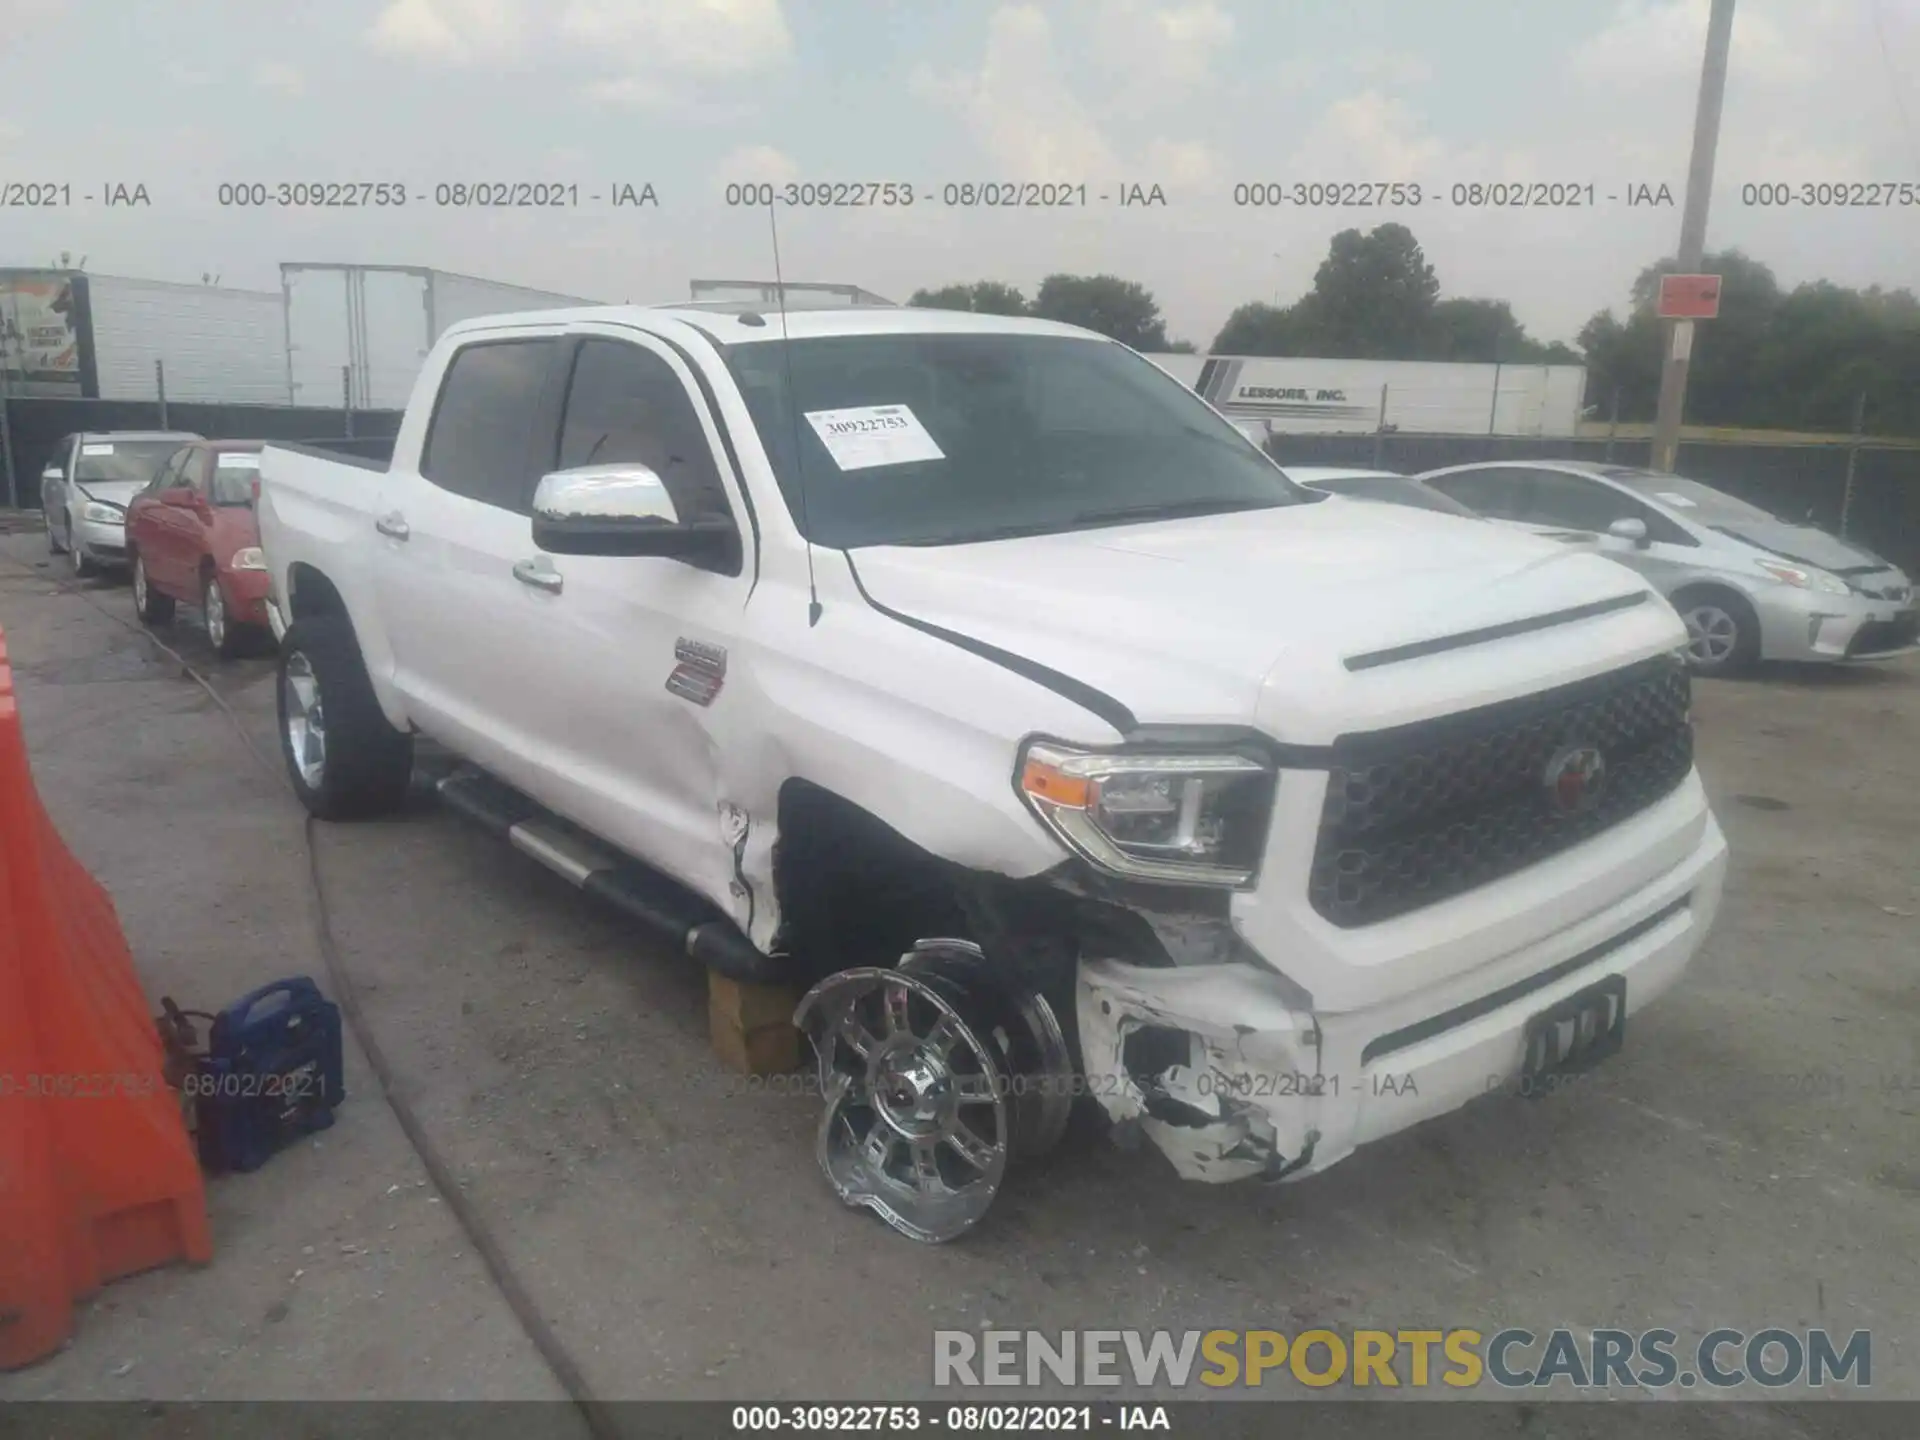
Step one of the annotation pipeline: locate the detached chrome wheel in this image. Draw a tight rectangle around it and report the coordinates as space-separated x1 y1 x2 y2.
795 939 1075 1244
282 650 327 789
132 557 148 610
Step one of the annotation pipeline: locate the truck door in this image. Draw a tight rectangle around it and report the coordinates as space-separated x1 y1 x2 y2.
492 330 752 912
371 334 567 799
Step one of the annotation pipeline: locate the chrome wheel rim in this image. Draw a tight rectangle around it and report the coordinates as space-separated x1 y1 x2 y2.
132 557 148 611
1683 604 1738 666
282 651 326 788
796 965 1012 1243
205 580 226 648
70 535 84 574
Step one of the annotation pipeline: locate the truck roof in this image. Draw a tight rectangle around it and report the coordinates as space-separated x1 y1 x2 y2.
440 304 1107 348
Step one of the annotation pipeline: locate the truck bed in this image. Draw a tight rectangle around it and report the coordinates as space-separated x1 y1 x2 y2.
255 442 393 660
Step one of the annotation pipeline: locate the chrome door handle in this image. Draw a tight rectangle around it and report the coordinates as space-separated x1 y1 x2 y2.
376 512 410 540
512 557 564 594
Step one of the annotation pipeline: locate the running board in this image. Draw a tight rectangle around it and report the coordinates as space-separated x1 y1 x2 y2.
434 769 785 985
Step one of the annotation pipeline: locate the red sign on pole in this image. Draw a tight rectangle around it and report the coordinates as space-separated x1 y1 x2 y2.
1658 273 1722 319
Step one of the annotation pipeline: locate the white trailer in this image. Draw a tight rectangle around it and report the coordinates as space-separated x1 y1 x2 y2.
0 269 287 403
1146 354 1590 438
282 264 603 411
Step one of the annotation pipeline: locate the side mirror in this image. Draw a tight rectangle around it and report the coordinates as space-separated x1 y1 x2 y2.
530 464 738 563
1607 517 1650 548
161 487 197 508
41 467 60 483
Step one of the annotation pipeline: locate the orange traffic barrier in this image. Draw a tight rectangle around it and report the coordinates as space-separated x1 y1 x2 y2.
0 626 212 1369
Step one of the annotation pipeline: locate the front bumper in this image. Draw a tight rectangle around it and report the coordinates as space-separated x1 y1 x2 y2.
73 515 130 567
1756 585 1918 662
1077 806 1728 1184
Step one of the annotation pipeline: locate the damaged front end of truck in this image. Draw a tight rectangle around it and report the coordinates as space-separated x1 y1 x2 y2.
791 851 1331 1244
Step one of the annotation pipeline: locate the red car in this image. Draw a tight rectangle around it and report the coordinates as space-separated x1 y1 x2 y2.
125 439 274 657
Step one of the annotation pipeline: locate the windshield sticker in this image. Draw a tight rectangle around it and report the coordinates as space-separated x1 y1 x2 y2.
803 404 946 472
216 452 261 469
1656 492 1697 507
81 443 114 455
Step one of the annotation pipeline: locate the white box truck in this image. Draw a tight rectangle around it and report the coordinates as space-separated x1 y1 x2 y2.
281 264 604 411
1147 354 1590 438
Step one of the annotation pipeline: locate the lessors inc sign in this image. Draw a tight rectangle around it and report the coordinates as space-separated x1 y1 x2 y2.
1193 358 1377 420
934 1327 1872 1392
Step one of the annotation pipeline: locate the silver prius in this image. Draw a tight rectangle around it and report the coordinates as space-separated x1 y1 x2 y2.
1418 459 1916 675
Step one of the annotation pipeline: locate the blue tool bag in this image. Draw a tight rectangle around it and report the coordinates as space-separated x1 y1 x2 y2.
175 977 346 1174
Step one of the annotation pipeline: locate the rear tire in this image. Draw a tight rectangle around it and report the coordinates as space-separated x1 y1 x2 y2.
203 570 247 660
1674 587 1760 677
132 553 175 625
277 616 414 820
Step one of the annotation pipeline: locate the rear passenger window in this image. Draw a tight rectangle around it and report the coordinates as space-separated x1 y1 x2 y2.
1426 468 1531 520
421 340 557 513
558 340 732 522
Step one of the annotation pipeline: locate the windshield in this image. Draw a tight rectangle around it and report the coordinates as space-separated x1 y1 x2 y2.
1305 474 1479 517
724 333 1316 547
72 439 184 488
1600 469 1778 525
209 449 261 505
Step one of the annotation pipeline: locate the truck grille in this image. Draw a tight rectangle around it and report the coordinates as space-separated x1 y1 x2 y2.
1308 655 1693 928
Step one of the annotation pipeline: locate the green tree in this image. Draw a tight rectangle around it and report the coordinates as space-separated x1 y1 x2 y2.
907 280 1030 315
1211 300 1323 355
1301 223 1440 357
1424 298 1574 364
1029 273 1169 350
1212 228 1573 361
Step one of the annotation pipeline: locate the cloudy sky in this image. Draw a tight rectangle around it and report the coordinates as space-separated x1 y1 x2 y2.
3 0 1916 348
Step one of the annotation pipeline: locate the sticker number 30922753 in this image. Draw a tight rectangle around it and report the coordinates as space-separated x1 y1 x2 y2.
802 404 946 472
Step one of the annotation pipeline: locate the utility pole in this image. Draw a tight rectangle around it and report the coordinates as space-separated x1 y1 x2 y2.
1650 0 1737 473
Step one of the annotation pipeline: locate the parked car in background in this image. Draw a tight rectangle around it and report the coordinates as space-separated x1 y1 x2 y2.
125 440 272 658
40 430 202 578
1418 460 1918 675
1281 466 1484 518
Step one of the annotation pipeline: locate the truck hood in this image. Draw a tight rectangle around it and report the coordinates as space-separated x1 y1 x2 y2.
849 501 1659 736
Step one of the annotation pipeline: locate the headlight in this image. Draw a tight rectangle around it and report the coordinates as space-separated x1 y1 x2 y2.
1755 559 1850 596
82 501 123 525
229 546 267 571
1016 739 1276 887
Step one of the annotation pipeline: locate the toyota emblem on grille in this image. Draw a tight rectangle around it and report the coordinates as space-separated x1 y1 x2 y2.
1544 743 1607 816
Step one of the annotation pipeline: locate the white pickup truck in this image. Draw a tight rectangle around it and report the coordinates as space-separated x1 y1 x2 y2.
256 303 1728 1243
